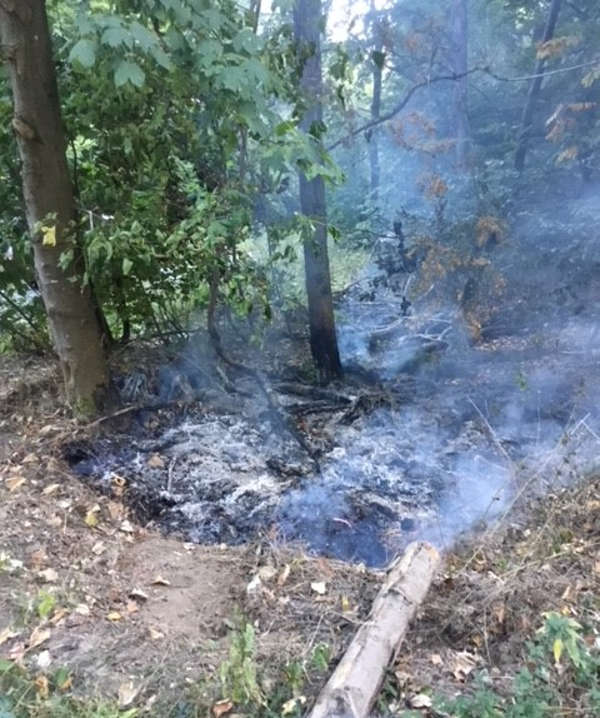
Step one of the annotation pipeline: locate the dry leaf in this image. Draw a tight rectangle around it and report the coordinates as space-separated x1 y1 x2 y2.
281 696 306 715
42 483 60 496
430 653 443 666
38 568 58 583
8 641 26 662
29 549 48 570
84 506 100 528
48 609 66 626
310 581 327 595
452 651 478 681
6 476 26 492
149 626 164 640
212 699 234 717
74 603 90 616
58 674 72 692
107 499 125 518
257 565 277 582
91 541 106 556
118 680 140 708
22 452 37 464
35 675 49 699
410 693 433 709
151 575 171 586
129 587 149 602
341 595 351 612
277 564 291 586
120 519 135 533
107 611 122 622
0 626 19 646
28 626 51 650
147 454 165 469
126 600 139 614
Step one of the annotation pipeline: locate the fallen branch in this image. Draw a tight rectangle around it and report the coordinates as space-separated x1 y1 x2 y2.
308 541 441 718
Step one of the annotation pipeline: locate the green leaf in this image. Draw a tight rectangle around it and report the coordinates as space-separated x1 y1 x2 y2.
114 60 146 88
122 258 133 276
149 44 174 71
69 38 97 68
102 25 131 49
129 20 156 51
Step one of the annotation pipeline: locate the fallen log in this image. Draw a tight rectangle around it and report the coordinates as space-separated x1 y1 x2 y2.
308 541 441 718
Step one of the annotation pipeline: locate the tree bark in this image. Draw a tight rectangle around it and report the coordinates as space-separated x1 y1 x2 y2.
294 0 342 383
514 0 563 172
0 0 109 414
308 542 441 718
450 0 469 168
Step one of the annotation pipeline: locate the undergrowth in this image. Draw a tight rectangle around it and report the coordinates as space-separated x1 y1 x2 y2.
393 603 600 718
0 660 134 718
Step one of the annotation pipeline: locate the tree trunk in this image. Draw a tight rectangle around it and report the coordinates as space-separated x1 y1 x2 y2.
514 0 563 172
0 0 109 415
451 0 469 168
367 4 383 206
294 0 342 383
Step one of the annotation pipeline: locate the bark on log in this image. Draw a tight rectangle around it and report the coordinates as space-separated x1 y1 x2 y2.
308 541 440 718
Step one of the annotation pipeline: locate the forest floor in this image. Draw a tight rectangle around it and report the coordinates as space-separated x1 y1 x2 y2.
1 352 599 717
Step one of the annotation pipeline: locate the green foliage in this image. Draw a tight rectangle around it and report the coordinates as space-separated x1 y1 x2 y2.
435 612 600 718
219 622 263 707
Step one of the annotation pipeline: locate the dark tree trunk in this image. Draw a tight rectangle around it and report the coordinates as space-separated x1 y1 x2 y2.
367 6 383 205
514 0 563 172
451 0 469 167
0 0 109 414
294 0 342 383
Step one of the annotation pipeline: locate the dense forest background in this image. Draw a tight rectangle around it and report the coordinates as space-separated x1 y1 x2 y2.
1 0 599 412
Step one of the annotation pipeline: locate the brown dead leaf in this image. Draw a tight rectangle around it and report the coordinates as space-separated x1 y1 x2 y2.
126 600 139 614
410 693 433 709
212 699 234 717
118 680 140 708
42 483 60 496
8 641 26 662
147 454 165 469
277 564 291 586
452 651 478 682
430 653 443 666
91 541 106 556
107 499 125 519
29 549 48 570
35 675 49 699
38 568 58 583
0 626 19 646
6 476 26 492
58 674 72 692
28 626 51 650
151 575 171 586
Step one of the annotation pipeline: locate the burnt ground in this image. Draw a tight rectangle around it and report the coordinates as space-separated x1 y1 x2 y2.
1 322 600 715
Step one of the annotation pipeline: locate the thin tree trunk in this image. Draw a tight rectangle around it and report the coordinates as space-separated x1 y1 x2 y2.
367 5 383 205
451 0 469 167
514 0 563 172
294 0 342 383
0 0 109 414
